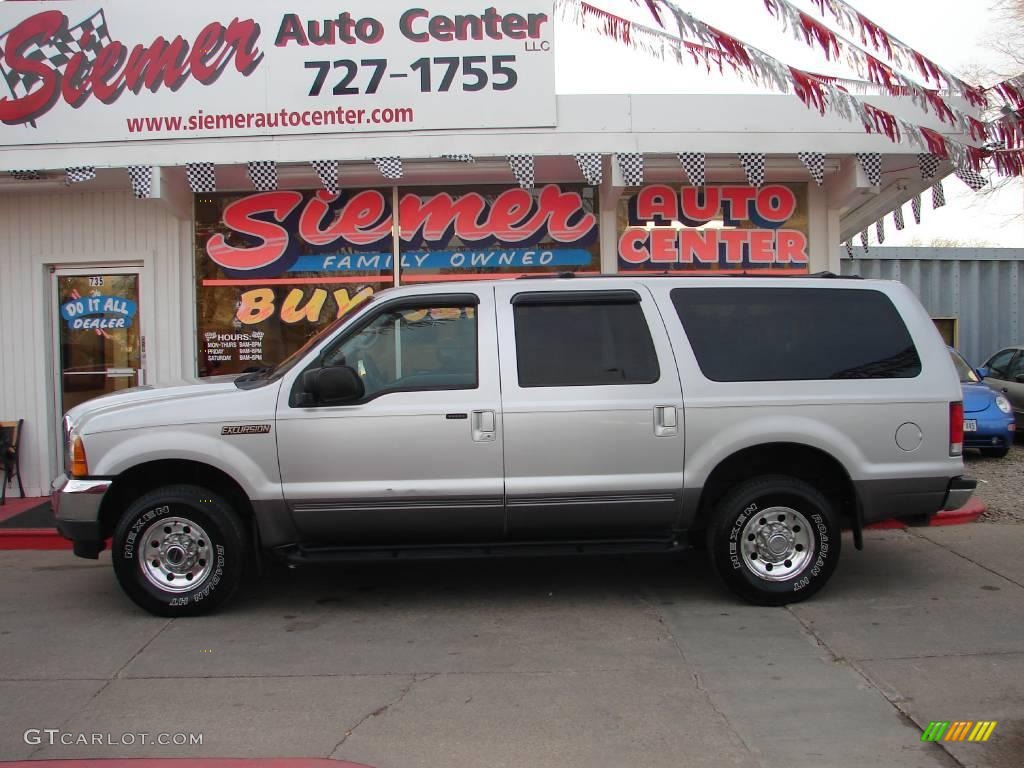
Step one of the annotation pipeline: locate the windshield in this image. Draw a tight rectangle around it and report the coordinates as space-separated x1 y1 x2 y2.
949 348 980 383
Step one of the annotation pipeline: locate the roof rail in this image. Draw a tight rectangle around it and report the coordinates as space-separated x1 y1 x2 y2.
514 270 862 279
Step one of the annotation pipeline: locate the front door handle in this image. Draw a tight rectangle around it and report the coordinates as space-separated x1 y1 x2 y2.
654 405 678 437
472 410 496 442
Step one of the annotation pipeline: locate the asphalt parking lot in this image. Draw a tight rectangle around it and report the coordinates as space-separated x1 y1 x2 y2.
1 512 1023 768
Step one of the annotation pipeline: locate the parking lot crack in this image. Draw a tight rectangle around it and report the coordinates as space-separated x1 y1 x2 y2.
328 672 437 758
907 529 1024 590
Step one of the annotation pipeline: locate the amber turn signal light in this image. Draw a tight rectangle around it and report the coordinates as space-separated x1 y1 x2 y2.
70 436 89 478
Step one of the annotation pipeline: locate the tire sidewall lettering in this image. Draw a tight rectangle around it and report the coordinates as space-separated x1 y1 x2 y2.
122 505 171 560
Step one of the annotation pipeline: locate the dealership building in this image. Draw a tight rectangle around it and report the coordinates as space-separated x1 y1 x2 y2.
0 0 986 496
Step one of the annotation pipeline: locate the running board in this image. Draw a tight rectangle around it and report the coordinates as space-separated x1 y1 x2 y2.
278 537 686 565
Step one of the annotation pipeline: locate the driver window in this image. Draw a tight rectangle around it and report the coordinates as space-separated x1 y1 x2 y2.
986 349 1016 379
322 304 477 398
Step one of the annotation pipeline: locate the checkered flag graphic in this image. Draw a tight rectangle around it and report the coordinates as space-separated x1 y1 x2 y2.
186 162 216 193
844 241 854 258
247 161 278 192
932 181 946 209
911 194 922 224
507 154 534 189
373 156 403 180
9 170 42 181
738 153 766 187
66 166 96 185
617 153 644 186
677 153 705 187
311 161 339 194
574 153 602 185
955 166 988 192
875 217 885 244
893 204 905 231
859 229 870 253
857 153 882 187
126 165 153 199
918 153 940 181
798 152 825 186
441 154 475 163
1 10 111 107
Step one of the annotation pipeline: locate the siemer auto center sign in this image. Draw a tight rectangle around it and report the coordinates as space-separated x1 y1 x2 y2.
0 0 555 144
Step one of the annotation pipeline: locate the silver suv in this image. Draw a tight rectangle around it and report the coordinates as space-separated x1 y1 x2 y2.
53 276 975 615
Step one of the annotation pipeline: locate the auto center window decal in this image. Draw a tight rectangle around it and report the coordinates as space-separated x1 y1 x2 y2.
617 183 811 274
194 183 598 376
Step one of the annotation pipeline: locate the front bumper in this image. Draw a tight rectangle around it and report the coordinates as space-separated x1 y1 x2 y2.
51 473 111 558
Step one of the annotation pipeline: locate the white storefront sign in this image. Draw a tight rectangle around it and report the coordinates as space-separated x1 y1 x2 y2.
0 0 556 145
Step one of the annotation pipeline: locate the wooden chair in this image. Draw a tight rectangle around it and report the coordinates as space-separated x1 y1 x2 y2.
1 419 25 505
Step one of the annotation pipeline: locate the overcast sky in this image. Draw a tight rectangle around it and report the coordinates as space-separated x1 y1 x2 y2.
556 0 1023 247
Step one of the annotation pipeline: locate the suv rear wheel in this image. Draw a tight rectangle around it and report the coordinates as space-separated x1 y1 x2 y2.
707 475 841 605
112 485 247 616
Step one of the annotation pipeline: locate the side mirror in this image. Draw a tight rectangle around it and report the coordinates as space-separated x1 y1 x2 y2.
301 366 364 404
975 367 989 380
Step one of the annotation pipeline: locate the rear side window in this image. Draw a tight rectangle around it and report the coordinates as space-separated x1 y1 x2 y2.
513 294 660 387
671 287 921 382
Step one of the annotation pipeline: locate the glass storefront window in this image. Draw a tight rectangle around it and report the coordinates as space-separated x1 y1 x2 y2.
397 184 600 283
194 190 394 377
617 183 810 275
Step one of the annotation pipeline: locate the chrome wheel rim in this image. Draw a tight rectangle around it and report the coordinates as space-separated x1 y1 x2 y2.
740 506 815 582
138 516 213 593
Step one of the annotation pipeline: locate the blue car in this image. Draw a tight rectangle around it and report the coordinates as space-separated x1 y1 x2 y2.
949 348 1016 458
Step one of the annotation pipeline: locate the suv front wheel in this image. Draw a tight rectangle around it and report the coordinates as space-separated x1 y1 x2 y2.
112 485 248 616
707 475 841 605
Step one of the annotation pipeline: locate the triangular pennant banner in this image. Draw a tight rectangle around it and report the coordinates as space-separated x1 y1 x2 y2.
247 161 278 192
507 154 535 189
798 152 825 186
66 166 96 185
860 229 870 252
617 153 644 186
373 157 403 180
126 165 154 199
574 153 603 186
875 217 885 244
186 162 216 193
857 153 882 186
677 152 705 187
911 194 922 224
738 153 766 187
955 167 988 192
918 153 940 181
311 161 339 194
441 154 475 163
845 241 854 258
932 181 946 209
10 170 42 181
893 205 905 231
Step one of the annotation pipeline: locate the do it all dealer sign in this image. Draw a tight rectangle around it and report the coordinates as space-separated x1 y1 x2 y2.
0 0 556 145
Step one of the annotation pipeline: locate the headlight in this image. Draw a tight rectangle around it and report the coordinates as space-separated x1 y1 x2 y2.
995 394 1013 414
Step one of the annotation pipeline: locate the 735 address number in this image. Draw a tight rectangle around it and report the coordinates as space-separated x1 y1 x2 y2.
304 55 519 96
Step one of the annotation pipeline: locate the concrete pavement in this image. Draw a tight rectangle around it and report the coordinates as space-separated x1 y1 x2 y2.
1 524 1021 767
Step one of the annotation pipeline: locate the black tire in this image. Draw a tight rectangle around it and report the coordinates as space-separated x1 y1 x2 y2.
112 484 248 616
706 475 841 606
981 446 1010 458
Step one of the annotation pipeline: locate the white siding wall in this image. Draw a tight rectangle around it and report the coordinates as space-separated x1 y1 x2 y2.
0 190 192 496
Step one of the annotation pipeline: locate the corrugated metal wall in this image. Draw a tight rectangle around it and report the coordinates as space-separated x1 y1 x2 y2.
841 247 1023 368
0 190 192 496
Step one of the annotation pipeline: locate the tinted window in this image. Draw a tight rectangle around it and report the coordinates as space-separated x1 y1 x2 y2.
985 349 1017 378
1008 353 1024 380
671 287 921 382
321 304 477 398
514 299 660 387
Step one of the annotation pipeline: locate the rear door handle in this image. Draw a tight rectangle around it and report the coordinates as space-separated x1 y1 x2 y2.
472 410 496 442
655 405 678 437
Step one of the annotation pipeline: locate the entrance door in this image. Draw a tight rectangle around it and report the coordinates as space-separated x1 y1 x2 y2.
53 269 144 416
